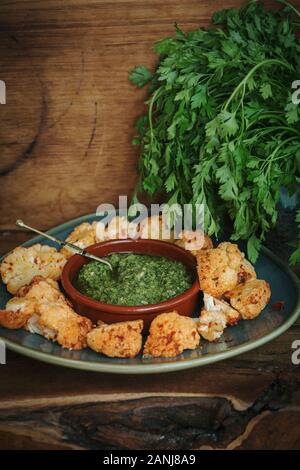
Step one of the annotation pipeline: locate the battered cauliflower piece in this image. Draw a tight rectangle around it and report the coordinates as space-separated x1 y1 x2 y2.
198 310 227 342
0 244 67 294
197 242 256 297
60 222 98 259
0 276 92 349
33 303 92 350
0 297 34 329
238 259 257 284
198 293 240 342
87 320 143 358
224 279 271 320
18 276 67 304
175 230 213 256
143 311 200 358
203 292 241 325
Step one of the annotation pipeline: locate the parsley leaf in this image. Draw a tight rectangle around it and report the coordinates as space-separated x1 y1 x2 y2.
129 66 153 88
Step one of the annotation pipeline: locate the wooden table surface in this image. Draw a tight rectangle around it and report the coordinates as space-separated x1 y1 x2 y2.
0 0 300 450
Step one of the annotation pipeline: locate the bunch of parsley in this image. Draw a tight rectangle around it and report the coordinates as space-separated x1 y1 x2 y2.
129 0 300 263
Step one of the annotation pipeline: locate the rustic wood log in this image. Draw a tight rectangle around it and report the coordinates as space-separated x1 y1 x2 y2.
0 353 299 450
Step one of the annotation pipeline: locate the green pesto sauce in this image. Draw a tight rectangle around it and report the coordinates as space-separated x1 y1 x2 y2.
75 253 193 306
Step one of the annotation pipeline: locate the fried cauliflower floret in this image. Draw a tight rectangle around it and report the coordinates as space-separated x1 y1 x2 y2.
197 293 240 342
224 279 271 320
0 244 67 294
60 222 98 259
0 276 92 349
238 259 257 284
143 311 200 358
175 230 213 256
18 276 67 304
198 310 227 342
0 297 35 329
197 242 256 297
203 292 241 325
87 320 143 358
33 303 92 349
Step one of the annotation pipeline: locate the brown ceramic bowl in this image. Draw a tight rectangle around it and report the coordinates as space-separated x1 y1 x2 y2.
61 239 200 331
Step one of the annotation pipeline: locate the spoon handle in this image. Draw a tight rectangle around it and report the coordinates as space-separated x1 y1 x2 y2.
16 219 113 270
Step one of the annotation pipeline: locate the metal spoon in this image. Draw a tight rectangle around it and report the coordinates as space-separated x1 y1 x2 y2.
16 219 113 271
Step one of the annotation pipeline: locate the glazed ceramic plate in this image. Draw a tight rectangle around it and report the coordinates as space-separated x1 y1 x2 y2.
0 214 299 374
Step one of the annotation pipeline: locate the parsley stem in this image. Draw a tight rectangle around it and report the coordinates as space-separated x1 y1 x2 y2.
223 59 292 112
148 88 161 137
130 173 143 207
248 126 300 137
262 136 296 173
276 0 300 18
246 112 286 128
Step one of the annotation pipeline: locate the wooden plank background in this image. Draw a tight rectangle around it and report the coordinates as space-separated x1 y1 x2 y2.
0 0 287 236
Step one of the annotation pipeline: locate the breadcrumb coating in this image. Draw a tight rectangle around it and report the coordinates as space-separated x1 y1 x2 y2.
0 244 67 295
0 276 92 349
87 320 143 358
143 311 200 358
224 279 271 320
197 242 256 297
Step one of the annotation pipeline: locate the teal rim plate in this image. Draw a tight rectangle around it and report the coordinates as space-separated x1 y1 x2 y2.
0 213 299 374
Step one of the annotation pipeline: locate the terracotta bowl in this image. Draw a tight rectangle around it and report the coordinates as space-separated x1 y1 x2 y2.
61 239 200 331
